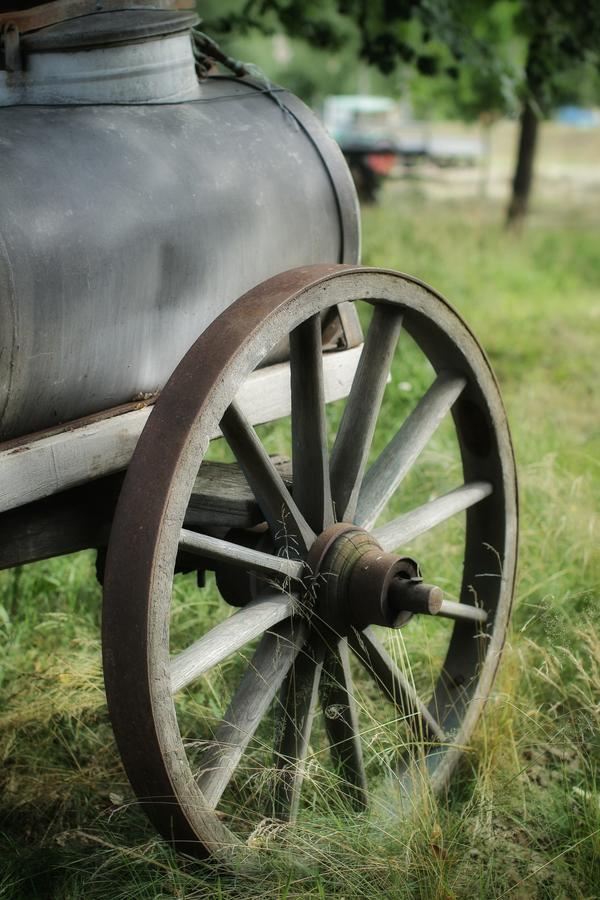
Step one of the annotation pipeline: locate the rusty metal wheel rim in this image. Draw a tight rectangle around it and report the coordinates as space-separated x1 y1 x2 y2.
102 264 518 860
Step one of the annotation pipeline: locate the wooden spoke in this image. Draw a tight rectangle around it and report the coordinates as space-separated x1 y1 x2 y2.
330 306 403 522
179 528 304 582
356 372 467 529
320 637 368 807
290 315 334 533
373 481 493 552
196 618 307 808
438 599 487 624
221 401 315 555
170 594 295 694
348 627 446 743
273 640 325 822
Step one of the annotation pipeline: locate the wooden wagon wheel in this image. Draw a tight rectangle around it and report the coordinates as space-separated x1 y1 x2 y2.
102 264 517 860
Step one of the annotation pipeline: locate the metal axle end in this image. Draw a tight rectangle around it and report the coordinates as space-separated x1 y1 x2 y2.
389 578 444 616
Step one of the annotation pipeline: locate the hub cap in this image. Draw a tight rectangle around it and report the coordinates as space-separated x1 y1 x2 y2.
306 522 443 634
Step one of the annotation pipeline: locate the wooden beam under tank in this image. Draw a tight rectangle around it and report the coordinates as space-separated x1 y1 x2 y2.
0 346 361 514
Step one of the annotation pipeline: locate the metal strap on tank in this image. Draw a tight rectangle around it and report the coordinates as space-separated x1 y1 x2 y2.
0 0 193 34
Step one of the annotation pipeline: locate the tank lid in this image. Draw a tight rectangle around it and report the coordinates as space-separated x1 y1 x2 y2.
22 9 199 51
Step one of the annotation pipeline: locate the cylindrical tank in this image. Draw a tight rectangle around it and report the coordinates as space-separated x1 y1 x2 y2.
0 8 359 441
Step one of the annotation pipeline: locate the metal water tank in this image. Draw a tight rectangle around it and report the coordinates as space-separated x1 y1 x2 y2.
0 6 359 440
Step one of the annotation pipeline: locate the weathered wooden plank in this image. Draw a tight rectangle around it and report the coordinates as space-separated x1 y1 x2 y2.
347 627 446 743
290 314 333 533
197 618 307 808
0 477 120 570
185 457 292 529
221 402 315 554
372 481 492 552
329 308 403 523
319 637 368 807
273 638 324 821
170 593 295 694
0 459 293 571
179 528 304 581
0 345 361 515
355 372 467 530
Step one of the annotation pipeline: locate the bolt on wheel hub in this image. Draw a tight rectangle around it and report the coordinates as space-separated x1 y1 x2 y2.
305 522 443 635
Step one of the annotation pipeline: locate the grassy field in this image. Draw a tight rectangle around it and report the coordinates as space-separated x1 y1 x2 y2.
0 190 598 899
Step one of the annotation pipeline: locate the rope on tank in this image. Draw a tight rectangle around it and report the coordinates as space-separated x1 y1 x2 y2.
191 29 298 130
191 30 247 80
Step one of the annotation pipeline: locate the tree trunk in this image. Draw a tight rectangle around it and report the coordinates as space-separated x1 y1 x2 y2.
478 116 494 200
506 99 539 227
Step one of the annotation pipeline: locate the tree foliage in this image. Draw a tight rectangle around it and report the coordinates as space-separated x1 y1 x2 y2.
200 1 600 223
201 0 600 120
516 0 600 109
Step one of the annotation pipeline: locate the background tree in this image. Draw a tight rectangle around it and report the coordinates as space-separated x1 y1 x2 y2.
200 1 600 226
506 2 600 225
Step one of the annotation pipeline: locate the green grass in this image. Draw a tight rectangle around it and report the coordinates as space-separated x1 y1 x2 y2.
0 191 598 898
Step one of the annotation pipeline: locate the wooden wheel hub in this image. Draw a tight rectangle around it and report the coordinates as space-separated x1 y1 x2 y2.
305 522 442 632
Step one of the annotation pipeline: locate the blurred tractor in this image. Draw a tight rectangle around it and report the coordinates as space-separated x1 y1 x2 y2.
322 95 403 202
323 94 485 201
